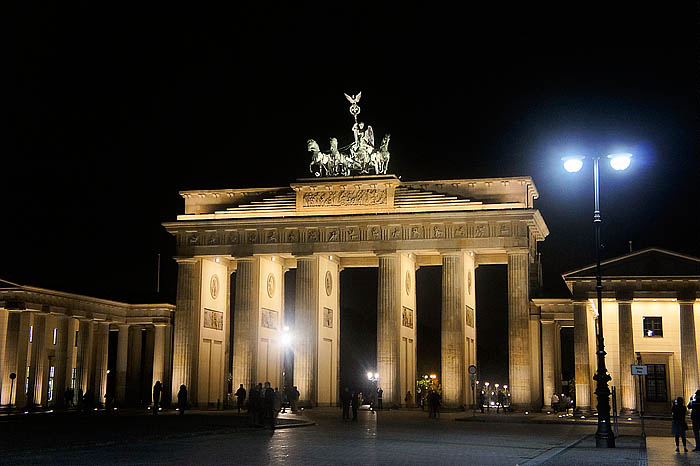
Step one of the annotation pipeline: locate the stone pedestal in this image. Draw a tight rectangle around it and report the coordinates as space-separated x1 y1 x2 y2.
617 301 636 413
573 301 591 412
233 258 258 392
294 256 318 405
541 319 556 410
441 252 466 407
508 251 531 409
680 301 699 402
377 253 401 407
172 258 201 402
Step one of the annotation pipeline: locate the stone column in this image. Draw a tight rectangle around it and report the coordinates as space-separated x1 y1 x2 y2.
2 311 26 405
27 313 47 406
377 253 401 407
441 252 466 407
13 312 32 407
508 251 531 409
52 316 69 408
233 258 259 393
152 324 167 387
554 323 563 394
573 300 591 412
541 319 556 410
92 322 110 406
76 319 94 395
127 327 143 404
0 309 7 398
617 300 636 413
680 300 699 402
172 258 201 402
294 256 318 405
115 324 130 406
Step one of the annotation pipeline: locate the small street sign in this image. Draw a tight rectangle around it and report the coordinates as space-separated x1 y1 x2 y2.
468 365 477 375
631 365 648 376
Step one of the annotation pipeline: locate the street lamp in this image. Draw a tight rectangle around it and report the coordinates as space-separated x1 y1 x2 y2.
562 152 632 448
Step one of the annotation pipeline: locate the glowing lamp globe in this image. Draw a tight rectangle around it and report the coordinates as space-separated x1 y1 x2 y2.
562 156 584 173
608 153 632 171
367 372 373 379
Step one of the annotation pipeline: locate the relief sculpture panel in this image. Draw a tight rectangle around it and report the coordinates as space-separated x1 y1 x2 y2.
302 189 388 207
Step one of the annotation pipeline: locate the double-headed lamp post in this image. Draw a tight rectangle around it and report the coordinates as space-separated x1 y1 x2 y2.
562 152 632 449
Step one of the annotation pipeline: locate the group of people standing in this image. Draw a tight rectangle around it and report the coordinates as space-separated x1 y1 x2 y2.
234 382 300 429
671 390 700 452
549 392 573 414
478 387 512 413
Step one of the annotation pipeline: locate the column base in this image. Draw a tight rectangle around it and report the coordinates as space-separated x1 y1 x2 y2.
574 407 593 416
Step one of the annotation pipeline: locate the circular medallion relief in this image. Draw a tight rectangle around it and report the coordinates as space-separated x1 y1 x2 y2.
210 274 220 300
405 271 411 295
267 273 275 298
468 270 473 295
325 270 333 296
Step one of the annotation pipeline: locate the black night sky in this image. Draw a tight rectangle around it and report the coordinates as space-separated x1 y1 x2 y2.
6 5 697 389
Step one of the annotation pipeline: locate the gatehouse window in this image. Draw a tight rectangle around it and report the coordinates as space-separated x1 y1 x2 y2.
25 366 30 393
29 325 33 343
52 328 57 345
48 366 55 402
643 317 663 337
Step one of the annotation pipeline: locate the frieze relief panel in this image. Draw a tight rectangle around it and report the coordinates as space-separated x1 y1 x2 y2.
179 218 534 249
301 188 388 208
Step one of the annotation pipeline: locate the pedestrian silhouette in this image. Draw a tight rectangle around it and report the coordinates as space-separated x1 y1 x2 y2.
688 390 700 451
377 387 383 410
341 387 351 420
351 390 359 421
152 381 162 415
235 384 246 414
177 384 188 415
672 396 688 452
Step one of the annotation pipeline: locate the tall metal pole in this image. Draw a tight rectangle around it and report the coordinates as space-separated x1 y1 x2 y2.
593 157 615 447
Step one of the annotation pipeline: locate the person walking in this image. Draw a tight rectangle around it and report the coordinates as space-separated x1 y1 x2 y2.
551 392 559 413
377 387 383 410
177 384 188 415
152 381 162 415
351 390 360 421
427 390 435 418
290 385 300 414
341 387 352 421
405 390 413 407
672 396 689 452
263 382 275 430
235 384 246 414
478 390 485 413
688 390 700 451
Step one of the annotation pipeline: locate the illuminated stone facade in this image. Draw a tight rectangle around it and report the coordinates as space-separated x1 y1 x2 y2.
534 248 700 415
0 281 174 409
164 174 548 409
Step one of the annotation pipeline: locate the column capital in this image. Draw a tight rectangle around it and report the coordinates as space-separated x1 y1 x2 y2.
174 257 200 264
438 249 466 257
541 318 555 325
505 248 529 256
374 250 398 257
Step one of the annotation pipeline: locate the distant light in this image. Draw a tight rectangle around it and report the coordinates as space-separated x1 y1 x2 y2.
562 156 584 173
271 256 275 261
215 257 220 263
281 332 293 346
581 416 586 419
374 372 379 379
367 372 373 379
547 411 551 414
283 326 290 332
106 370 110 374
429 374 437 380
503 385 508 389
525 411 529 415
608 153 632 171
627 417 632 421
329 255 333 261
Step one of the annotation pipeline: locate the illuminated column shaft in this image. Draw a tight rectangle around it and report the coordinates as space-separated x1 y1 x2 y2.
617 301 636 413
115 324 130 405
377 253 401 407
233 258 258 392
92 322 110 406
172 258 201 402
508 251 531 408
680 301 699 402
27 313 47 406
441 252 466 407
294 256 318 404
52 316 70 408
573 301 591 412
152 324 167 387
13 312 32 407
541 319 556 409
0 309 7 401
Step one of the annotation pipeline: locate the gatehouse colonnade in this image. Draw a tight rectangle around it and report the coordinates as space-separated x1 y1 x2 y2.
0 281 174 409
164 175 549 409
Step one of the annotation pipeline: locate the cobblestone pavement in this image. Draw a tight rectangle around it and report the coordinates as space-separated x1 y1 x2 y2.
646 436 699 466
2 407 598 465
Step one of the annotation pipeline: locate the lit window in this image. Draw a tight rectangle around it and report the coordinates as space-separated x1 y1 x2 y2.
643 317 663 337
29 325 33 343
25 366 30 394
53 328 57 345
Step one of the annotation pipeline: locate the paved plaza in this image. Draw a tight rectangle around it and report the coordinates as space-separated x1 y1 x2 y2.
4 407 692 465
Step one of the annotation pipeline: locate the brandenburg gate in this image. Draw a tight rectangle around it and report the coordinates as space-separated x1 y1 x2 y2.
162 94 549 410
